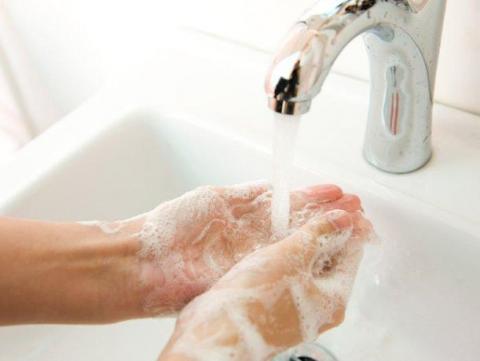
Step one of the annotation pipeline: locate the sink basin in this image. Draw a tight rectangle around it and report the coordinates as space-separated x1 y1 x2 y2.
0 110 478 361
0 30 478 361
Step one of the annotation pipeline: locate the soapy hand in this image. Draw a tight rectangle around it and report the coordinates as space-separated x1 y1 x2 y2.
0 182 371 330
97 182 364 315
159 210 373 361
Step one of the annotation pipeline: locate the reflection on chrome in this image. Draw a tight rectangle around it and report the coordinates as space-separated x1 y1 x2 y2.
265 0 446 173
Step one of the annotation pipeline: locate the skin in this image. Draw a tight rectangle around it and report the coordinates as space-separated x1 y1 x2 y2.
159 210 371 361
0 183 371 361
118 182 364 315
0 217 142 324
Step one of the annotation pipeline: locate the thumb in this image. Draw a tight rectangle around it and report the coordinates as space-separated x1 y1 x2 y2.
279 210 353 269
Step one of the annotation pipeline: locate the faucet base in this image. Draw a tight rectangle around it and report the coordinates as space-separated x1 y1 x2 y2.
363 26 434 174
363 146 433 174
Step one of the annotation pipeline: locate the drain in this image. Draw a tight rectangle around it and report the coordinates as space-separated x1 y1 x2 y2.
294 356 318 361
275 342 337 361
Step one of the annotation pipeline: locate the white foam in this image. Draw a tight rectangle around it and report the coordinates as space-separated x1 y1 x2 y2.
167 218 373 361
226 306 276 360
139 186 226 260
290 282 328 341
130 183 285 314
77 220 127 234
78 181 374 358
221 180 270 201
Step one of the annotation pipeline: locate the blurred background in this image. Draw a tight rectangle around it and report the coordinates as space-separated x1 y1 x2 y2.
0 0 478 164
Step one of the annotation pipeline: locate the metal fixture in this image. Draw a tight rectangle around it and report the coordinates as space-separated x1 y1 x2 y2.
273 342 337 361
265 0 446 173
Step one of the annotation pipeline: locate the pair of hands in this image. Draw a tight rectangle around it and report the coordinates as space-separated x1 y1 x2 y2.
110 182 372 360
0 181 371 361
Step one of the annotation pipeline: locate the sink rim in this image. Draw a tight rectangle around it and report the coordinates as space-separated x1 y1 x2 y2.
1 107 479 238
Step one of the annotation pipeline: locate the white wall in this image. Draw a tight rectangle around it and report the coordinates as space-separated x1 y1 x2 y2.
0 5 59 134
3 0 480 118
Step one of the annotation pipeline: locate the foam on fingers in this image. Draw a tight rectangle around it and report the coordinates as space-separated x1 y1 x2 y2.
167 210 373 361
221 180 271 203
291 210 353 263
79 182 374 333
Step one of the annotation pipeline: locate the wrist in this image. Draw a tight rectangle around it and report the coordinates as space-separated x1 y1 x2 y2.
119 216 203 317
36 220 146 323
89 217 184 320
77 220 148 321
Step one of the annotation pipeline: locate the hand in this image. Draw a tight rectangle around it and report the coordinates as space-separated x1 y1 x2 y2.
0 183 368 327
108 182 364 315
159 209 372 361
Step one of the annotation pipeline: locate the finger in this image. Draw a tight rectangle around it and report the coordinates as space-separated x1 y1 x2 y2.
312 237 365 309
350 211 374 244
215 211 352 289
290 193 362 230
229 184 343 223
303 193 362 213
327 194 362 213
290 184 343 211
298 184 343 202
311 212 373 303
279 210 353 268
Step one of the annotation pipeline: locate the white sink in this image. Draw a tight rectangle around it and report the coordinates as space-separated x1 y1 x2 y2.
0 111 479 361
0 32 478 361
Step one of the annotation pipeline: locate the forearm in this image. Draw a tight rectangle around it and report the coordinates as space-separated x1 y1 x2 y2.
0 217 144 325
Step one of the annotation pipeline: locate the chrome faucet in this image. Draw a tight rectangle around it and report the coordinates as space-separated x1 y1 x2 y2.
265 0 446 173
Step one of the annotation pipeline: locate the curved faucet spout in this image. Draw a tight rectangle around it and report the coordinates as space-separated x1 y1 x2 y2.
265 0 446 173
